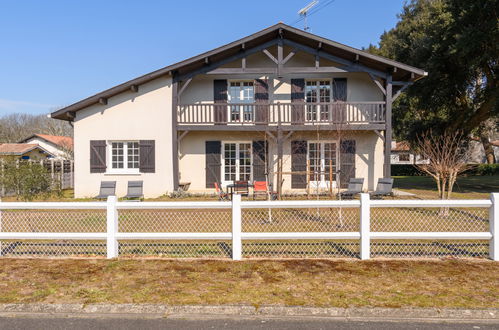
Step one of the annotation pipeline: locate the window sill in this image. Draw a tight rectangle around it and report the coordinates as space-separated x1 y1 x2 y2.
104 172 142 176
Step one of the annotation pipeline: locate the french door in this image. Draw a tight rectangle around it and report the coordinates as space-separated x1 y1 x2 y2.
228 81 254 123
308 141 338 188
222 142 252 186
305 80 331 122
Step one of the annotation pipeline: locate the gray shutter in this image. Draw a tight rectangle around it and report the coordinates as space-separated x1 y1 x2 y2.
214 80 227 124
206 141 221 188
333 78 347 122
139 140 155 173
291 140 307 188
252 140 267 181
291 78 305 124
333 78 347 101
254 79 269 124
90 140 106 173
340 140 356 188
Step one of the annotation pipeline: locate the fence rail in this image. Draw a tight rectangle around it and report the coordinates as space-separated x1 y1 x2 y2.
0 193 497 260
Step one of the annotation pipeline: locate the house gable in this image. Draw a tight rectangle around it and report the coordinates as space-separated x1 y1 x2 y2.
50 23 426 121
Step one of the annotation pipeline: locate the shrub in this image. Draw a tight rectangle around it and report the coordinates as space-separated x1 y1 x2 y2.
473 164 499 176
0 160 52 201
391 165 425 176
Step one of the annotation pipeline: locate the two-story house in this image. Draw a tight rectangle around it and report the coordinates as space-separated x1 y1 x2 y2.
50 23 427 198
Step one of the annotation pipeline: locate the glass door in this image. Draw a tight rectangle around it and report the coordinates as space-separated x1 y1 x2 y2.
228 81 254 123
308 141 337 189
222 142 252 186
305 80 331 122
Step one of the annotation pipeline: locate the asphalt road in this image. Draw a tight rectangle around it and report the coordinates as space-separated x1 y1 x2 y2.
0 316 497 330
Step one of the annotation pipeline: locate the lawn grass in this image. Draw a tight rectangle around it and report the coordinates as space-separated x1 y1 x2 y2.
0 259 497 308
393 175 499 199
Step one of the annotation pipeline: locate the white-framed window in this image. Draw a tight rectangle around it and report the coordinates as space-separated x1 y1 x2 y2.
305 80 331 122
228 81 254 122
108 141 139 173
222 141 252 185
307 140 338 188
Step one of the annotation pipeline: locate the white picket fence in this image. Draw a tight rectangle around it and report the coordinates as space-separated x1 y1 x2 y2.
0 193 497 260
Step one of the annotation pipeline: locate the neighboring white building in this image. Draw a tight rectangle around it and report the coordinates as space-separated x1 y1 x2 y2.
390 141 428 165
50 23 427 198
19 134 73 160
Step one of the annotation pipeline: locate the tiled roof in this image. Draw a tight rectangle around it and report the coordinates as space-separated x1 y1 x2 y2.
0 143 39 155
22 134 73 149
392 141 411 152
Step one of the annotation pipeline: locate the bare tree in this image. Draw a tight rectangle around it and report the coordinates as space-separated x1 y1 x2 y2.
0 112 72 143
414 130 469 202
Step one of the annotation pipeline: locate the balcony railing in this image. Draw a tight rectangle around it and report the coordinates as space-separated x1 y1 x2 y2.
177 102 385 126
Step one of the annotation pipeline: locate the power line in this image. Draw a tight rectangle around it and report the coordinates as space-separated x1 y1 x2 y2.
290 0 338 29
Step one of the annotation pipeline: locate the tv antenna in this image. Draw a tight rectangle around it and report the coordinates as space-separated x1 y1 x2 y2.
298 0 319 31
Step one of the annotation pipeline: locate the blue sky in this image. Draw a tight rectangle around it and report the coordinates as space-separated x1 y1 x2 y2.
0 0 404 116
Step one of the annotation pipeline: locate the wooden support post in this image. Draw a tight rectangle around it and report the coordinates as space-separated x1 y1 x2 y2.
172 81 180 191
329 159 333 197
70 160 74 189
306 159 310 199
0 160 4 197
384 74 393 178
277 39 283 77
60 159 64 190
277 128 283 200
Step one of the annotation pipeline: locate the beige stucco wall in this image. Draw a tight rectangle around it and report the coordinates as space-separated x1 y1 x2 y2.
180 130 383 193
71 45 386 198
73 76 173 198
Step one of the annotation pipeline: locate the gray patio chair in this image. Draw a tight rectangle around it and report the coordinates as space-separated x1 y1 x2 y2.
337 178 364 199
124 181 144 200
95 181 116 200
370 178 394 199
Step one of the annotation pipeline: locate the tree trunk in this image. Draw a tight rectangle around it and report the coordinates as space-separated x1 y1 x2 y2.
480 134 496 164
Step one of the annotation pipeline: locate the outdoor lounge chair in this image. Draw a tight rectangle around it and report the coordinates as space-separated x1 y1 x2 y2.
252 181 277 200
370 178 394 199
95 181 116 200
214 182 229 201
337 178 364 199
124 181 144 200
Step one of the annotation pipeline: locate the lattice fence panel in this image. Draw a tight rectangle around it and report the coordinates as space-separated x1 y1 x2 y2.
118 209 231 233
243 240 359 258
371 207 489 232
371 240 489 258
242 207 360 233
0 209 106 233
119 240 232 258
0 240 106 257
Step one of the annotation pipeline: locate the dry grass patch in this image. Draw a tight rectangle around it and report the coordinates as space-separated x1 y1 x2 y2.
0 259 497 308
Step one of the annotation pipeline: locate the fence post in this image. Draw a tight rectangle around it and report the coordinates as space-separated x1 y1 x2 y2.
232 194 242 260
360 193 371 260
490 193 498 261
106 195 118 259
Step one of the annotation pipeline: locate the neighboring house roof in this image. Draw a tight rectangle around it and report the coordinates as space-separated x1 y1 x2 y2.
391 141 411 152
0 143 54 156
20 134 73 150
50 22 427 121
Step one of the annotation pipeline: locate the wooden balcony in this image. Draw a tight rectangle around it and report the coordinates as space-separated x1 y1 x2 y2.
177 102 386 131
